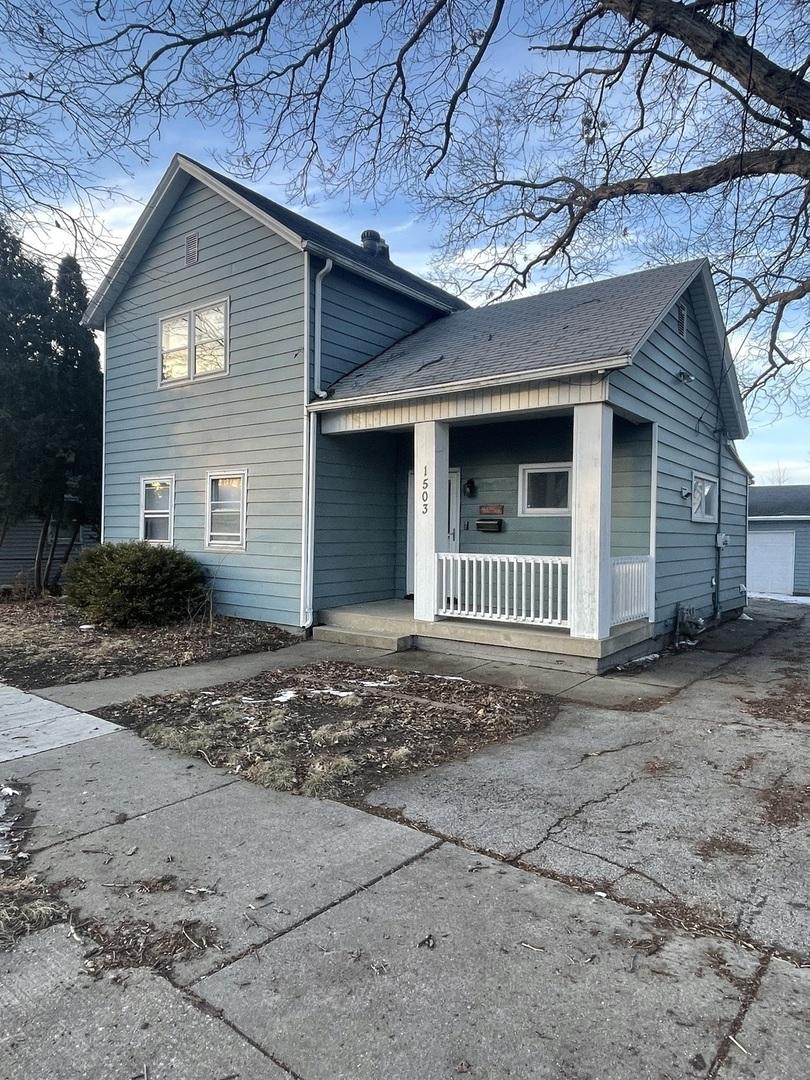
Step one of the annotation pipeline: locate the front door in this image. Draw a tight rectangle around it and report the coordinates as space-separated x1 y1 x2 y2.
406 468 460 595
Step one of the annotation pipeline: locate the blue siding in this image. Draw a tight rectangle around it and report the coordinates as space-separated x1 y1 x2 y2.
609 289 748 633
104 177 307 625
312 264 439 608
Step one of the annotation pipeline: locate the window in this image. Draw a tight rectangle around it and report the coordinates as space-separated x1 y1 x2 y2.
519 463 572 516
692 472 719 523
206 471 247 548
159 299 228 384
140 477 174 544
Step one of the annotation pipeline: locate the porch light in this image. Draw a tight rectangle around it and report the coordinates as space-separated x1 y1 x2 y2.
464 478 477 497
676 369 696 383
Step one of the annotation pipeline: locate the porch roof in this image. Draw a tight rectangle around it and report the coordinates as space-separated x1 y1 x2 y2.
320 260 706 405
315 259 747 440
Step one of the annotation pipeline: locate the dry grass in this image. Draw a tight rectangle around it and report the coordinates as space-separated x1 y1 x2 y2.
98 660 558 802
0 597 295 690
695 835 756 859
0 876 68 948
79 917 219 974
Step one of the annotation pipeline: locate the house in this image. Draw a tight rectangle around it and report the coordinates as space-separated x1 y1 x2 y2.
0 517 86 589
748 485 810 596
84 155 750 671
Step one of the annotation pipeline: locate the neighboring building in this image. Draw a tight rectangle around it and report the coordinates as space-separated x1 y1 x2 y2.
84 155 750 670
0 517 85 587
748 485 810 596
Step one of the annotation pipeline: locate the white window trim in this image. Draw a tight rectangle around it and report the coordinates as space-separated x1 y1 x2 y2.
692 470 719 523
139 475 175 545
518 461 573 517
158 296 230 387
205 469 248 550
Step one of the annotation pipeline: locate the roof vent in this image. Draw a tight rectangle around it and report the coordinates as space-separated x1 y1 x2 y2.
676 300 686 337
185 232 199 266
360 229 390 259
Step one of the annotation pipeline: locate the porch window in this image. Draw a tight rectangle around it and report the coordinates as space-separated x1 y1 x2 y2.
692 472 718 523
206 470 247 548
159 299 228 384
140 476 174 544
519 463 572 516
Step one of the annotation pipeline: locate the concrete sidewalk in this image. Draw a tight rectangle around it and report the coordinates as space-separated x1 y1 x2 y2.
3 723 806 1080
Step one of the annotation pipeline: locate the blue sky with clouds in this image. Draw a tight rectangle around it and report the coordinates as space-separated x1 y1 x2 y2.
52 104 809 486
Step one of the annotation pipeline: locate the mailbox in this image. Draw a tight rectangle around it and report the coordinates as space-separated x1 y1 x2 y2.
475 518 503 532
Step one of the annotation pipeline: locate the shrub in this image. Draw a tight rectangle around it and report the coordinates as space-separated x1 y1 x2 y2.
64 541 208 628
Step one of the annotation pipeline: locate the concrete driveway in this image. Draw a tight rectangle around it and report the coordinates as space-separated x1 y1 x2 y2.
1 599 808 1079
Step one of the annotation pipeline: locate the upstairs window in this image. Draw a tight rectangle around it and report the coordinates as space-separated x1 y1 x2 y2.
160 299 228 384
140 476 174 544
206 471 247 549
519 463 572 516
692 472 719 523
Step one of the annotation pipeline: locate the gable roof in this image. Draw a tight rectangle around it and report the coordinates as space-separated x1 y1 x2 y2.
749 485 810 517
316 259 748 438
84 155 466 329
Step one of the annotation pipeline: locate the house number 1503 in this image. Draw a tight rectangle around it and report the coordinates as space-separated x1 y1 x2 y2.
421 466 429 514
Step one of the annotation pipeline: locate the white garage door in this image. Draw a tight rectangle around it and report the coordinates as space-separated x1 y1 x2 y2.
748 531 795 595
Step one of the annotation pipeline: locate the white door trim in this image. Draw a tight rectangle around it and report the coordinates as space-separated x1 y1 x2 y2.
406 467 460 596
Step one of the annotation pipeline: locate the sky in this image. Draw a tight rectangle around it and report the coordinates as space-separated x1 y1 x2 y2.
35 109 810 487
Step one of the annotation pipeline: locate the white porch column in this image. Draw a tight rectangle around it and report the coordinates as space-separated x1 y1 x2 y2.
413 420 449 622
570 403 614 640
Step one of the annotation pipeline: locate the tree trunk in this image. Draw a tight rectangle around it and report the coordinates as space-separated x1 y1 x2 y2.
33 512 52 595
52 521 81 588
0 515 8 549
42 510 63 592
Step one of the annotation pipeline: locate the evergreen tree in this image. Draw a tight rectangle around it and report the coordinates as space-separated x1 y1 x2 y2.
0 227 103 589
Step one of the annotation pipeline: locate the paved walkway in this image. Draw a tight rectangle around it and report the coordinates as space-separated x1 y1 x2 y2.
0 686 119 763
3 719 806 1079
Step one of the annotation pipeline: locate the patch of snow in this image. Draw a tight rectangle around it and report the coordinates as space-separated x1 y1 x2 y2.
273 689 298 703
423 674 468 682
306 688 357 698
78 624 95 631
358 680 392 688
738 613 754 621
748 592 810 606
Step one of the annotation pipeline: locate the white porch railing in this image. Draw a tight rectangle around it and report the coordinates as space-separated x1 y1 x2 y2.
611 556 653 625
436 553 571 627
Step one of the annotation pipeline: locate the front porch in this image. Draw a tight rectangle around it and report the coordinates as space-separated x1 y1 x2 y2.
314 598 654 670
312 401 658 668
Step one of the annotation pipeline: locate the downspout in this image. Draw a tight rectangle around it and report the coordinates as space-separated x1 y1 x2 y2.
299 251 312 629
714 428 724 621
299 256 333 629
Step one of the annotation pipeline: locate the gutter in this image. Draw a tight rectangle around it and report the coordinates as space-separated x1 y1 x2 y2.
307 354 630 412
749 515 810 522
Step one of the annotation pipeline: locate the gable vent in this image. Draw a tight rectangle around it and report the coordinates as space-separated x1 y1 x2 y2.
676 301 686 337
185 232 199 266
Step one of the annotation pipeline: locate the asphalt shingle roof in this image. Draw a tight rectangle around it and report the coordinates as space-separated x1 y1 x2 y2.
325 260 707 401
188 159 467 313
749 485 810 517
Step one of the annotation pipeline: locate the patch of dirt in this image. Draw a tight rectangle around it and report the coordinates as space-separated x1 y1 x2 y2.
704 946 751 991
759 782 810 827
743 681 810 725
695 835 756 859
642 758 673 776
0 598 295 690
96 660 558 801
77 917 220 974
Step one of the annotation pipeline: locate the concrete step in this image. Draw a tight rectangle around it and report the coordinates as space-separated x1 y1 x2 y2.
318 608 416 635
312 625 414 652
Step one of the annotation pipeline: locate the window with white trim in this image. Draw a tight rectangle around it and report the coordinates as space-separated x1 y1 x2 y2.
692 472 719 523
206 471 246 548
140 477 174 544
518 463 572 516
159 299 228 384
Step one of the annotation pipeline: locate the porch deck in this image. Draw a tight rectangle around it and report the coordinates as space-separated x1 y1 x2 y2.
314 599 654 670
